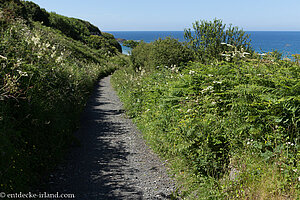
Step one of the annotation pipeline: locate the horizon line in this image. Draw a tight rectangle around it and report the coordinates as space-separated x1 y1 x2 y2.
105 30 300 32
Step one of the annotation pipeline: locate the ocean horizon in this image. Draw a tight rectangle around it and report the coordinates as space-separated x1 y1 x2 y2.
107 31 300 56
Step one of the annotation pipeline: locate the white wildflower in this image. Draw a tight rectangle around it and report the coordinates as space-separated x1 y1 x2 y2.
17 70 28 77
189 70 195 75
56 56 63 63
220 53 230 57
213 81 222 84
208 74 214 77
202 86 214 93
31 36 40 46
0 55 7 60
286 142 295 146
45 42 51 48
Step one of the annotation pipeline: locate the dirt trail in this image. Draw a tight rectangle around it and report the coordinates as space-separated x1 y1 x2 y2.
48 76 176 200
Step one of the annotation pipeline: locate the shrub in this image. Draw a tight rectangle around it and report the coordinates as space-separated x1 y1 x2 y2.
150 37 194 68
123 40 139 49
101 32 122 53
184 19 252 62
131 41 153 70
131 37 194 71
85 35 119 55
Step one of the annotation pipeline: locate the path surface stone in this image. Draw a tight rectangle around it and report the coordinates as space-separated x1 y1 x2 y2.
48 76 176 199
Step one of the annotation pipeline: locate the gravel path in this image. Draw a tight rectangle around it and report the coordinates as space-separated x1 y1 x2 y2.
48 76 176 199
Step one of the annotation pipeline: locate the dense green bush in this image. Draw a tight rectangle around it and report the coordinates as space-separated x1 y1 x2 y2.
85 32 122 54
102 32 122 53
123 40 139 49
131 41 153 70
184 19 252 62
131 37 194 71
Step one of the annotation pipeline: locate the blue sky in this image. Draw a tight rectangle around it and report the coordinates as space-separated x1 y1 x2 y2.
28 0 300 31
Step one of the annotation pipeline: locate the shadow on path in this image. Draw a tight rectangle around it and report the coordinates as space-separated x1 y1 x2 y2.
47 77 144 200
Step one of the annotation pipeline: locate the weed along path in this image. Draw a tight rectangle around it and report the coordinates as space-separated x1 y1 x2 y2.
47 76 175 199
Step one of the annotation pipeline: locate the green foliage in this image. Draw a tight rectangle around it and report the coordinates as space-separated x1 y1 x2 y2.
123 40 139 49
85 35 119 55
130 41 152 70
0 0 27 20
23 1 50 25
112 58 299 199
0 3 124 192
49 12 99 41
48 13 121 53
131 37 194 71
1 0 122 54
150 37 195 68
184 19 252 62
101 32 122 53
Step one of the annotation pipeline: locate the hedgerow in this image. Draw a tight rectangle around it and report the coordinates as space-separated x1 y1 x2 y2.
112 38 299 199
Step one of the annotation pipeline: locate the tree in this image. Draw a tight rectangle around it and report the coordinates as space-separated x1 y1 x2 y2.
184 19 252 62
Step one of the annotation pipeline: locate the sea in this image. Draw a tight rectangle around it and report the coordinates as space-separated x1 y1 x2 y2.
108 31 300 57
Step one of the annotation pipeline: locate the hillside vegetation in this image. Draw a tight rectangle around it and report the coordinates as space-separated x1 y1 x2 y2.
112 20 299 199
0 0 127 192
